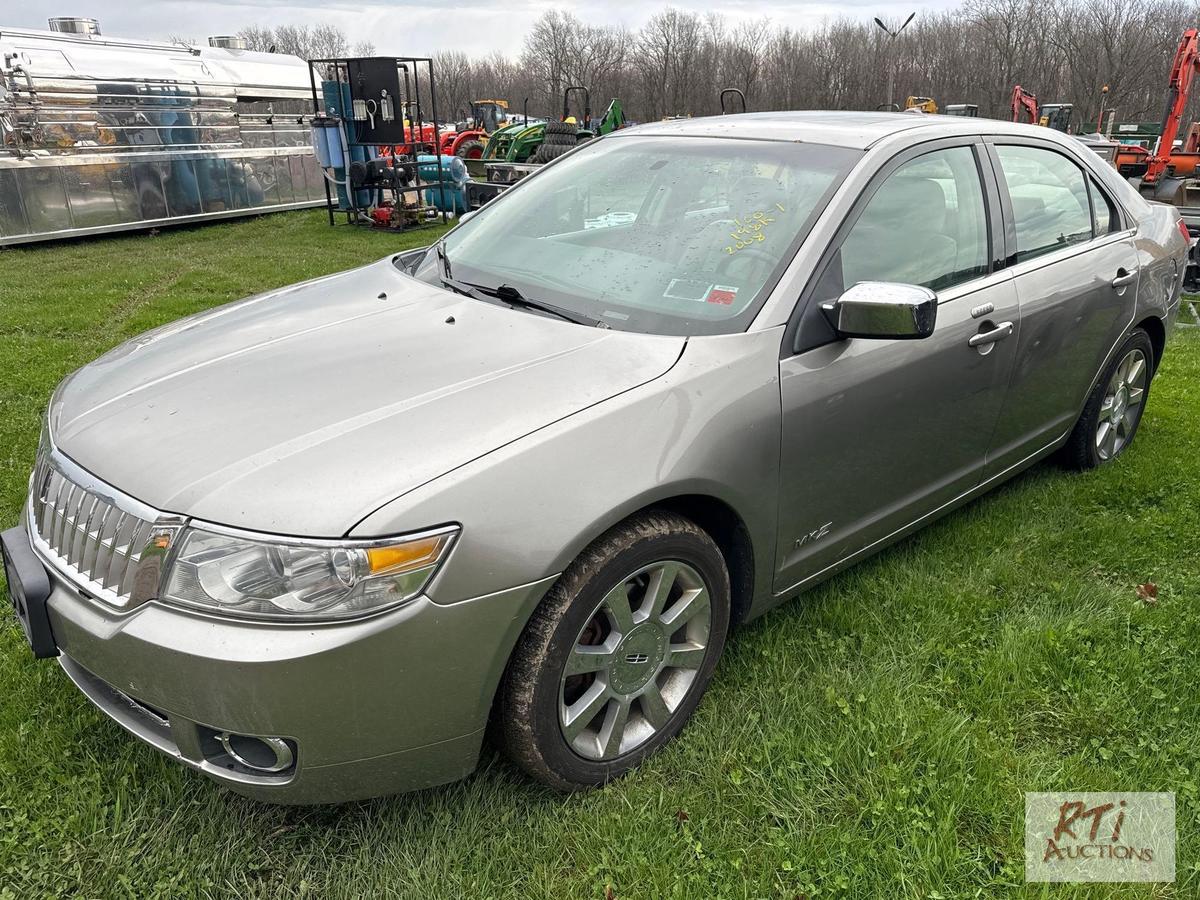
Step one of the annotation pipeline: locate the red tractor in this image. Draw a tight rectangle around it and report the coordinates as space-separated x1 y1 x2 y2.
378 119 440 161
439 100 510 159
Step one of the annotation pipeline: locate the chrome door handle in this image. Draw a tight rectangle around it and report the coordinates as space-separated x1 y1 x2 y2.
968 321 1014 347
1111 269 1137 289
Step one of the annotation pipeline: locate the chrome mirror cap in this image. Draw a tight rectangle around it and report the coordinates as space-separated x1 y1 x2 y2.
821 281 938 340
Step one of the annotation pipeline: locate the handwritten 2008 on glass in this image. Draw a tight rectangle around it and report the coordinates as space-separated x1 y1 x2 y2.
723 204 786 255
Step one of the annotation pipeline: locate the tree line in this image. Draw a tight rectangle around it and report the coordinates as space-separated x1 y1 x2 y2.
428 0 1198 131
236 23 375 60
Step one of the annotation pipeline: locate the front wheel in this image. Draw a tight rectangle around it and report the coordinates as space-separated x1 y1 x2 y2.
497 512 731 791
1061 329 1154 469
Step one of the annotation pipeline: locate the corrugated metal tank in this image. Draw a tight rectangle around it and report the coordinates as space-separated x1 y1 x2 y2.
0 20 325 245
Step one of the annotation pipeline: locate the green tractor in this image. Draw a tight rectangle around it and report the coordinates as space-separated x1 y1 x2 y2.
484 86 624 164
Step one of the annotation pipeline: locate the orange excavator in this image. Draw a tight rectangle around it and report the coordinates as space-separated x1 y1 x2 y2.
1139 27 1200 191
1010 84 1073 130
1113 29 1200 188
1011 85 1039 124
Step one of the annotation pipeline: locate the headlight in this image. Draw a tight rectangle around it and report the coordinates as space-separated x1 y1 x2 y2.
161 525 458 621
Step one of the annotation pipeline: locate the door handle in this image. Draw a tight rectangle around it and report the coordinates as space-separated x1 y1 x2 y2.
968 321 1014 347
1111 268 1137 289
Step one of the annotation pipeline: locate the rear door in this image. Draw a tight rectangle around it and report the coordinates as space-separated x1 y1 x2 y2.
774 138 1021 594
982 139 1138 475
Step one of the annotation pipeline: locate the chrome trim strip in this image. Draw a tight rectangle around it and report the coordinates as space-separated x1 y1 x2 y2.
27 448 184 609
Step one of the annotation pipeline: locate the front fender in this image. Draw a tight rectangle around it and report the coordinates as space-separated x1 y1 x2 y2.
350 328 785 617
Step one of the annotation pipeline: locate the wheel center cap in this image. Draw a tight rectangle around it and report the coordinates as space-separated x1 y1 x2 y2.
609 623 667 695
1113 387 1128 421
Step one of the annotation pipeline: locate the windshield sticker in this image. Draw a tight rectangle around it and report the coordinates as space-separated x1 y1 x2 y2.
706 285 739 305
664 278 714 302
724 206 786 255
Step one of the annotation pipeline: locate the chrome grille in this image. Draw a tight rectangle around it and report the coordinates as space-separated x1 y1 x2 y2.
28 445 183 609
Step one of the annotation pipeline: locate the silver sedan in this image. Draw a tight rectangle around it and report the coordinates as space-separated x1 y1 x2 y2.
2 112 1187 802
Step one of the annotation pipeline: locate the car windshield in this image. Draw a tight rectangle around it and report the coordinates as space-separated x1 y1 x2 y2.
411 135 861 335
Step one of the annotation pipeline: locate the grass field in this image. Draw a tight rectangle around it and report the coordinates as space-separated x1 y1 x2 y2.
1 209 1199 898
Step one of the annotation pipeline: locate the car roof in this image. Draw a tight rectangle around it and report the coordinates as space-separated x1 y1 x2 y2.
621 110 1056 151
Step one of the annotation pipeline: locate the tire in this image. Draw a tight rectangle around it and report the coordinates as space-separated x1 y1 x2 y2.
498 511 731 791
1060 328 1155 470
544 119 576 137
532 142 573 164
455 139 485 160
541 131 577 147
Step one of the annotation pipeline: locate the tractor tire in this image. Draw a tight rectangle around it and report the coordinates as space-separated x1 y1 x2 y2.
533 142 574 164
544 119 576 137
455 139 485 160
542 131 577 147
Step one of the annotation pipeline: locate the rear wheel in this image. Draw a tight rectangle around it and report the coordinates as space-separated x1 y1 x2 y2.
498 512 730 791
1061 329 1154 469
455 139 485 159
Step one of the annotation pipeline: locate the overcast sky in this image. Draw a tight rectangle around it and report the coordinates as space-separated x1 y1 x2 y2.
14 1 959 56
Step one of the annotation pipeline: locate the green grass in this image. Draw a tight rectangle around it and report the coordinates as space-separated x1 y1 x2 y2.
1 211 1199 898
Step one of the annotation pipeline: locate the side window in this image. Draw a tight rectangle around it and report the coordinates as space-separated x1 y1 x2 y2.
818 146 989 298
1088 176 1120 235
995 145 1092 261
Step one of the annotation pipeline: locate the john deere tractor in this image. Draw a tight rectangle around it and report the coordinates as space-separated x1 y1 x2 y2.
484 86 624 164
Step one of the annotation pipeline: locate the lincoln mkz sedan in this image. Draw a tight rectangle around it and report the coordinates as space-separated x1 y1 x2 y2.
2 112 1186 802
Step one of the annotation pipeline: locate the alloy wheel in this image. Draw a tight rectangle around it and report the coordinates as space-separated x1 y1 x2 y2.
558 561 712 761
1096 347 1148 461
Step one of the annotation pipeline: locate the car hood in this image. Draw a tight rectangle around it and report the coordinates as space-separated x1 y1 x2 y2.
52 257 685 535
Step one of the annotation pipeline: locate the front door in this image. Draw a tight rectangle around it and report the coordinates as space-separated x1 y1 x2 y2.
775 140 1020 595
982 140 1140 474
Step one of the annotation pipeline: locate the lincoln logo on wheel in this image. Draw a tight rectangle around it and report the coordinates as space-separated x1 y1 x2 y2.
625 653 650 664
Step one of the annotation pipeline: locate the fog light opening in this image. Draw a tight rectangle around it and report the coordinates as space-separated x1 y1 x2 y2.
217 732 294 773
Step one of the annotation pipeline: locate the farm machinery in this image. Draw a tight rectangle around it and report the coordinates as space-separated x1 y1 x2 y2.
1010 85 1072 131
905 96 938 113
1110 29 1200 193
466 86 625 209
438 100 510 159
483 87 624 164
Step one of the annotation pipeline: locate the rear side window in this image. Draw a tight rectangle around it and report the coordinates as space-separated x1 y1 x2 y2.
817 145 989 297
1089 177 1120 235
995 145 1092 261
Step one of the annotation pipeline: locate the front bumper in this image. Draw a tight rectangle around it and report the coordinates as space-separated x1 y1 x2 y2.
23 524 554 803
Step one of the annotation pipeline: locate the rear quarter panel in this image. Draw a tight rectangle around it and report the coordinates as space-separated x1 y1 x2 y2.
1131 201 1188 338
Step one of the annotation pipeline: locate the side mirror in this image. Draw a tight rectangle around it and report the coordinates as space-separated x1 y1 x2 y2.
820 281 937 340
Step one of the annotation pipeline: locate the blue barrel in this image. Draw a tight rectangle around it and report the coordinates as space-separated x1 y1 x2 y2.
416 154 468 185
321 80 373 209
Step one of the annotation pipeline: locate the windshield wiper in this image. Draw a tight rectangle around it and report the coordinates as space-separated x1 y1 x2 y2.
439 275 605 328
440 274 483 300
490 283 606 328
435 237 453 281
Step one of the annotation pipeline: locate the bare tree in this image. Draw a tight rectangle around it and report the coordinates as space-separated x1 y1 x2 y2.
236 23 371 60
245 2 1200 130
